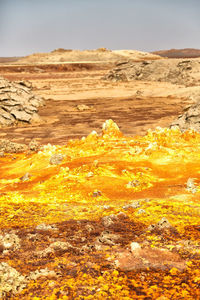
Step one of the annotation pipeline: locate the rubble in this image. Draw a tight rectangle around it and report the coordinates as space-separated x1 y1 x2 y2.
0 77 43 127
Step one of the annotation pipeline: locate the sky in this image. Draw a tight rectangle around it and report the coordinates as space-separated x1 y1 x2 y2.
0 0 200 56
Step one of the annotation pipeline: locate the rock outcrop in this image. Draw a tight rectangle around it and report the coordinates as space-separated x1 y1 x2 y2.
0 77 43 127
171 99 200 131
103 58 200 86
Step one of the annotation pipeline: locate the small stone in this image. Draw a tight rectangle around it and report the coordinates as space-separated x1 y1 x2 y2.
49 153 64 165
28 268 57 281
86 172 94 178
92 190 102 197
130 242 141 253
93 160 99 167
0 233 21 251
144 198 150 202
48 281 56 288
36 223 57 231
123 201 140 210
126 180 140 188
157 217 171 230
20 172 31 182
28 139 40 151
50 241 72 252
102 205 110 210
186 178 197 193
102 214 118 227
96 231 121 246
85 224 95 233
137 209 146 215
77 104 90 111
117 212 129 219
147 224 156 231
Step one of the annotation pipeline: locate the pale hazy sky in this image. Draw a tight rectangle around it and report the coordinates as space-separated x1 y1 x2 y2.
0 0 200 56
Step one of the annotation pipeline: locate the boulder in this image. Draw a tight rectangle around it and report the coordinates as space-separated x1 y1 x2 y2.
0 77 43 127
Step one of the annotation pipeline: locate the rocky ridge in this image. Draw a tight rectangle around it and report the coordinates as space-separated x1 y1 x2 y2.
104 58 200 86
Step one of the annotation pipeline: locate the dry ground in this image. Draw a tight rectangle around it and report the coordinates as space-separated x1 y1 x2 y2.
0 62 195 145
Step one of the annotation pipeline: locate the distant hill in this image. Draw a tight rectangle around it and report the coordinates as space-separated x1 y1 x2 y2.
16 49 161 64
152 48 200 58
0 57 22 63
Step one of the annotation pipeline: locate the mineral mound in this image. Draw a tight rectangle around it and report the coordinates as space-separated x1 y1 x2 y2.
104 58 200 86
0 77 43 127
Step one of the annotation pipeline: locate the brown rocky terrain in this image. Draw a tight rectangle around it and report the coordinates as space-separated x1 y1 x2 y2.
0 56 198 145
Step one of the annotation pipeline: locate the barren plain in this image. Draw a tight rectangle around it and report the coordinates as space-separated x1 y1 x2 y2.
0 49 198 145
0 49 200 299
